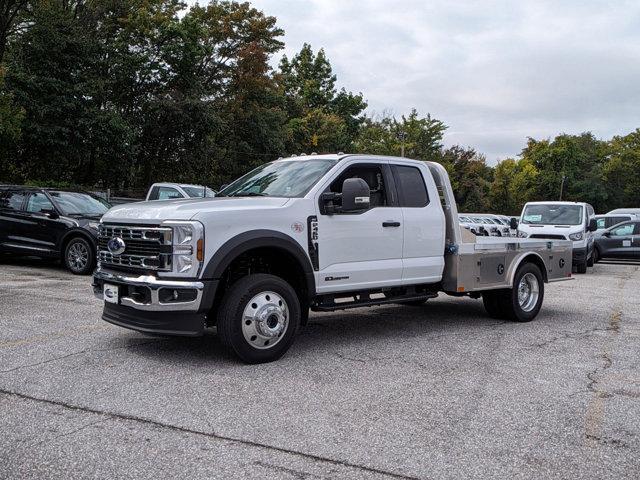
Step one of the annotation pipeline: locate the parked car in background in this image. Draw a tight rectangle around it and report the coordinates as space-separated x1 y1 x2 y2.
0 186 110 274
517 201 597 274
607 208 640 216
464 214 501 236
594 213 636 235
146 183 215 201
594 220 640 262
458 215 485 235
487 215 512 236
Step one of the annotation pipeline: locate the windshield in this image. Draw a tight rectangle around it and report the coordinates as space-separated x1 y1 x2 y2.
522 204 583 226
219 159 338 198
182 186 215 198
49 191 110 216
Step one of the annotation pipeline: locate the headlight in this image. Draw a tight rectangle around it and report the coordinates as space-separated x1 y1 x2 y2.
569 232 583 241
517 231 529 238
160 220 204 278
87 222 100 230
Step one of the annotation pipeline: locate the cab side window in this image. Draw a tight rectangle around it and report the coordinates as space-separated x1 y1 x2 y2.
158 187 183 200
328 164 389 208
392 165 429 208
611 223 634 236
0 190 26 211
26 192 54 213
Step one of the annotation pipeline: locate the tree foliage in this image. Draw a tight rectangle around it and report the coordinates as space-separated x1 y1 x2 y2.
0 1 638 214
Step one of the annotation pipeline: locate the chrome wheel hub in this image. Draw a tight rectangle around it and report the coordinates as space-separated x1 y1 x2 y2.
242 291 289 349
68 242 88 271
517 272 539 312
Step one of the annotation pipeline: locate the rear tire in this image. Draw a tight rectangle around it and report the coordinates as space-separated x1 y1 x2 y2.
593 247 600 264
217 274 301 364
489 263 544 322
64 237 94 275
482 291 506 319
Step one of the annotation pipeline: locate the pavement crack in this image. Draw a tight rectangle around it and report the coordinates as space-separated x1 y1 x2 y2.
0 389 421 480
0 339 166 374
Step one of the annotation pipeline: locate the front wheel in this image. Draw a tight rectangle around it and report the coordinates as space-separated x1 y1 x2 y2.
593 248 600 264
64 237 95 275
216 274 301 363
576 261 587 274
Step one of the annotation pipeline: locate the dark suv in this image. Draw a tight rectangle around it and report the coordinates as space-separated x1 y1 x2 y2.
0 186 111 274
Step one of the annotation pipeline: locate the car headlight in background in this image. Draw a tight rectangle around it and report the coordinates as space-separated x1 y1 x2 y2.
87 222 100 230
161 220 204 278
517 231 529 238
569 232 583 241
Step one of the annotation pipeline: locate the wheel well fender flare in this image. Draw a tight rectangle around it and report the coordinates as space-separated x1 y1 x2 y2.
201 230 316 299
507 252 548 285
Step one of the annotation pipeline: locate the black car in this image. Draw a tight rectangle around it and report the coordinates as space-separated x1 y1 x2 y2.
594 220 640 262
0 186 111 274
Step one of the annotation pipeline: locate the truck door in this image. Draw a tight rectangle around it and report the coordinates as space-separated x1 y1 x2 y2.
0 189 28 252
601 222 635 258
313 160 404 293
632 222 640 258
390 164 445 284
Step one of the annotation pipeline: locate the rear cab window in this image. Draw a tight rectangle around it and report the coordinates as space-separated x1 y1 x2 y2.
391 165 429 207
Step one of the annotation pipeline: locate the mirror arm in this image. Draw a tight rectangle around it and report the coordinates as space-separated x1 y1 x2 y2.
321 192 342 215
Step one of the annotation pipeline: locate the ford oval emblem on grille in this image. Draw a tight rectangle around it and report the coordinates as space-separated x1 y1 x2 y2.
107 237 126 255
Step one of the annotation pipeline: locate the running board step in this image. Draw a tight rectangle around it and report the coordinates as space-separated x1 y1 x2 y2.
311 289 438 312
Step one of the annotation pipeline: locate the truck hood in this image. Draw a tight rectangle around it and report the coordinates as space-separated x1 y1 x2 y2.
102 197 291 224
519 224 582 234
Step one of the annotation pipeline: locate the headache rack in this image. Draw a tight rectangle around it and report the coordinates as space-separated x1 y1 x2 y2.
98 225 173 272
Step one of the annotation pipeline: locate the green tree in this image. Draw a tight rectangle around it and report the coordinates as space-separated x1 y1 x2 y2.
279 43 366 153
519 133 608 211
603 129 640 210
488 157 540 215
354 109 447 160
437 145 492 212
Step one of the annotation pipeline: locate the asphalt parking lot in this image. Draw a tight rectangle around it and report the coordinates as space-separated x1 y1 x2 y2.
1 257 639 479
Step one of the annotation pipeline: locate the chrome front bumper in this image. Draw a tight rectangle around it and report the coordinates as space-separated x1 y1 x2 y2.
93 268 205 312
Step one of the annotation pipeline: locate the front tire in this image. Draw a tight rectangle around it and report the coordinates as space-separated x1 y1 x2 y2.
576 261 587 274
64 237 94 275
217 274 301 364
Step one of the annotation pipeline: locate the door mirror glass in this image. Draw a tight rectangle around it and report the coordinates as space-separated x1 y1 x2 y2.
509 217 518 230
588 218 597 232
341 178 370 212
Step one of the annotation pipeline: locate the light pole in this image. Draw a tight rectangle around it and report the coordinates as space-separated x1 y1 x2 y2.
559 175 566 201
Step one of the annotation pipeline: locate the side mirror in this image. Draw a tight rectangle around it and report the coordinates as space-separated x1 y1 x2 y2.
42 208 59 219
509 217 518 230
588 218 597 232
341 178 370 212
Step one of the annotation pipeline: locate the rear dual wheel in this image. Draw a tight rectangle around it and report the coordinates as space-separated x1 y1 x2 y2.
482 263 544 322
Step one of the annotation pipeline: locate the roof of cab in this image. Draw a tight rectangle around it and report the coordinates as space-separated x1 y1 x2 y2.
278 153 426 165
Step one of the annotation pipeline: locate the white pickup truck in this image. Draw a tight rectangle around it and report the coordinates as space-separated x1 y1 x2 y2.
93 154 573 363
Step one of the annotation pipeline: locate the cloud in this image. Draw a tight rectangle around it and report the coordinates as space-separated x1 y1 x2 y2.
187 0 640 163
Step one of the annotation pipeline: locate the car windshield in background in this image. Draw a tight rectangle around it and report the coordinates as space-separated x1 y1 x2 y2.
182 186 215 198
522 204 583 225
219 159 338 198
49 191 109 216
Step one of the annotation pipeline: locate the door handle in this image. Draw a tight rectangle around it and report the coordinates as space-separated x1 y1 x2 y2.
382 221 401 227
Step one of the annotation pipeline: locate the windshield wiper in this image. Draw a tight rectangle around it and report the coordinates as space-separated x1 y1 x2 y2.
230 192 268 197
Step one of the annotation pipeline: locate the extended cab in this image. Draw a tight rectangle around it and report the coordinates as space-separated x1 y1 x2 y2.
517 201 597 274
93 155 573 363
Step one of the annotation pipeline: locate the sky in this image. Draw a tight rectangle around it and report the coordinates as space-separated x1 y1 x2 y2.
188 0 640 164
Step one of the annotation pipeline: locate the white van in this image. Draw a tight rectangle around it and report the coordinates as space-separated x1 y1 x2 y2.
518 201 597 273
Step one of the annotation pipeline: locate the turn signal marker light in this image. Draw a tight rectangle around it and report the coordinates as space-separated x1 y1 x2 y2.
197 239 204 262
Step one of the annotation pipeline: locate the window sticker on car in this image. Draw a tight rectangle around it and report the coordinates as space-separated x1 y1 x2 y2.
524 214 542 222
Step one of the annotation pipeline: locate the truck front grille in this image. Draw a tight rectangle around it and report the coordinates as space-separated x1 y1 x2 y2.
529 234 567 240
98 225 173 272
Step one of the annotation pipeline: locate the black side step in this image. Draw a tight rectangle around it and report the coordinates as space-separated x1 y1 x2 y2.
311 287 438 312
